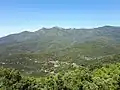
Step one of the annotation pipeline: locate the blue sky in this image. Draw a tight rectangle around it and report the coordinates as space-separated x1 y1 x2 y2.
0 0 120 37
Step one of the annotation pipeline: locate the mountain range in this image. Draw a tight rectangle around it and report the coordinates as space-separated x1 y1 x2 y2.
0 25 120 76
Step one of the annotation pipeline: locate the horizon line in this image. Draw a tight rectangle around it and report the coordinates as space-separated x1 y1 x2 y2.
0 25 120 38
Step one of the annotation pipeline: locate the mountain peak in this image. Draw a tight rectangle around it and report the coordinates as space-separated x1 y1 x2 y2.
37 26 64 32
94 25 120 30
20 31 32 34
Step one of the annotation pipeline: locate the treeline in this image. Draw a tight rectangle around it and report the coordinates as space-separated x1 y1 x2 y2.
1 63 120 90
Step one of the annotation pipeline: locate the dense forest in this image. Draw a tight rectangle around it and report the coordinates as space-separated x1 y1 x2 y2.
1 62 120 90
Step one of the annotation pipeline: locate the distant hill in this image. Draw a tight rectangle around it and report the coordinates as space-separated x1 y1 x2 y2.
0 26 120 54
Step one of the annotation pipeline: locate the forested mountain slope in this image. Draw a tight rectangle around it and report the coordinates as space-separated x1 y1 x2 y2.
0 26 120 54
0 26 120 76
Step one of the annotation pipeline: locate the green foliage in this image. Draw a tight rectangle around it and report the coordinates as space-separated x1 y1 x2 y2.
1 62 120 90
1 53 120 76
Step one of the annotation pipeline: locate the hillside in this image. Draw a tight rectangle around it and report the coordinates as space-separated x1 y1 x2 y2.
0 26 120 76
0 26 120 54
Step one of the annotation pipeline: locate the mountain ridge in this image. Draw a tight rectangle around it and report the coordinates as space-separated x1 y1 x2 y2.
0 25 120 54
1 25 120 39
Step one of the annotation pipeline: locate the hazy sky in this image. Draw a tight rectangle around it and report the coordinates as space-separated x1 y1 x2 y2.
0 0 120 37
